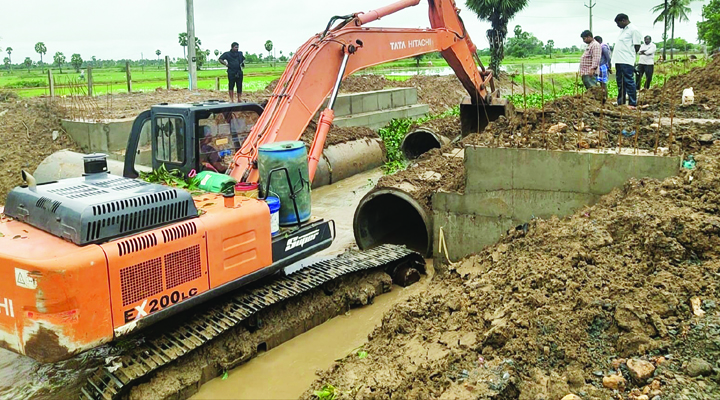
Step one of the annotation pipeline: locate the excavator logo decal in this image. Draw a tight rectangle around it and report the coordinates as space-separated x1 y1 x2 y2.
285 230 321 251
390 39 433 51
123 288 199 323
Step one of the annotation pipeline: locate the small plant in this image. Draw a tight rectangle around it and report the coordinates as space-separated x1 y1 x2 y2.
139 164 202 193
357 350 368 358
314 384 338 400
377 105 460 174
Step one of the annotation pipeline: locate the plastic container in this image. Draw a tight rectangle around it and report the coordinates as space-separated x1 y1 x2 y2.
194 171 236 194
265 196 281 235
258 141 311 226
682 87 694 106
235 182 259 198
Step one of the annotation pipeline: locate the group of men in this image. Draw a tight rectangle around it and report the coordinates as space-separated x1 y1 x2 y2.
579 13 656 110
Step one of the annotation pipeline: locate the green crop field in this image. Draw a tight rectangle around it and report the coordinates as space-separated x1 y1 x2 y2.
0 63 288 97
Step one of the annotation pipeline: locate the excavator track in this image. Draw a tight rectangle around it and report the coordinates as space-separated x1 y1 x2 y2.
80 244 423 399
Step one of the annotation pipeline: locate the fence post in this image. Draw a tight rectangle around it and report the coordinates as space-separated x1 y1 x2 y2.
126 62 132 93
87 66 93 97
165 56 171 90
215 77 220 91
48 69 55 98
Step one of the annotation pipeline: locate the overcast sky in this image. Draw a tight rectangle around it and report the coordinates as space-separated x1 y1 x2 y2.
0 0 709 64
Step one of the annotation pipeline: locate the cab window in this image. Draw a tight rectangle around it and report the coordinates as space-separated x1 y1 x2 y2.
197 111 256 173
155 117 185 164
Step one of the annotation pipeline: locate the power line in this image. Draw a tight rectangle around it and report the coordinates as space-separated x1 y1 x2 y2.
585 0 597 32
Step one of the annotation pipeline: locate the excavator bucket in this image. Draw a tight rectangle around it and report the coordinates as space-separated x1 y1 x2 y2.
459 96 513 137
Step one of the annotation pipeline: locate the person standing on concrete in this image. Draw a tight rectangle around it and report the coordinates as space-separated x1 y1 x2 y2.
636 36 656 91
611 13 642 109
594 36 612 97
579 31 601 89
219 42 245 102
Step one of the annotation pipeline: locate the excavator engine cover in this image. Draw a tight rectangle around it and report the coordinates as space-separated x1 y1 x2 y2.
4 174 198 245
459 96 513 137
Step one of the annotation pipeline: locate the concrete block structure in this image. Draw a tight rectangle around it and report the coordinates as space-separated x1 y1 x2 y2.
433 147 682 263
330 88 429 130
60 87 429 166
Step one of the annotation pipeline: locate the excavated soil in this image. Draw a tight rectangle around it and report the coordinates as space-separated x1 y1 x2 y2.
644 57 720 119
0 95 80 202
304 60 720 400
305 142 720 400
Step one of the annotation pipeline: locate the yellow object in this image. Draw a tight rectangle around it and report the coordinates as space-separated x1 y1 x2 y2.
235 182 259 199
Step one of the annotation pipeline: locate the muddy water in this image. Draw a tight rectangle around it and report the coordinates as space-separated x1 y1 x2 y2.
193 271 431 400
192 168 431 400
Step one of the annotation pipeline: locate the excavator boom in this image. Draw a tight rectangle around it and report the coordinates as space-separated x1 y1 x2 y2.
230 0 502 184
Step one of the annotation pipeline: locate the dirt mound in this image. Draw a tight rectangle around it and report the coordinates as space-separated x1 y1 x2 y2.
340 75 392 93
0 98 79 203
301 123 379 148
377 146 465 211
305 143 720 400
390 75 467 114
80 89 271 120
411 114 462 139
644 58 720 119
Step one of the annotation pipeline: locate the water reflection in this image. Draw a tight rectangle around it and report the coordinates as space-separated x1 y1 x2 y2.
382 62 581 76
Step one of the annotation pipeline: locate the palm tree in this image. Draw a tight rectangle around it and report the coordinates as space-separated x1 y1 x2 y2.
5 47 11 72
265 40 274 67
35 42 47 73
466 0 529 75
652 0 695 59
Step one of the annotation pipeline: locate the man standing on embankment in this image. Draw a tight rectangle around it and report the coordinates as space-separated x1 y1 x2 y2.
636 35 656 91
579 30 602 89
219 42 245 102
611 13 642 110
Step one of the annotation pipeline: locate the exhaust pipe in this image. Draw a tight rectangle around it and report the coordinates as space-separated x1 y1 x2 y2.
400 128 451 160
21 170 37 190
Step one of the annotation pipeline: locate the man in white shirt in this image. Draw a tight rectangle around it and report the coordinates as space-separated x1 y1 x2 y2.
636 36 656 90
611 13 642 109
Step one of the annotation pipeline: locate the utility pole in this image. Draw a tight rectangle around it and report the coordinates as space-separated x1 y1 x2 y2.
662 0 668 61
585 0 596 32
186 0 197 90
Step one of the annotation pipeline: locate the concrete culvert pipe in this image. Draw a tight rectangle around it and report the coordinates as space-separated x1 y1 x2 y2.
353 187 432 257
312 138 385 188
400 128 450 160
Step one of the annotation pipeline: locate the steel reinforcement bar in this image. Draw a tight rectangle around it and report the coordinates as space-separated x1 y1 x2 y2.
80 244 423 399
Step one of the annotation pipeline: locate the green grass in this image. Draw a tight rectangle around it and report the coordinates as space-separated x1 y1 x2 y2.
0 63 287 97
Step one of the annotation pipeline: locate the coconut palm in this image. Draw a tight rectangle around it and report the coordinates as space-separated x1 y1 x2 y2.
652 0 695 59
35 42 47 73
465 0 529 75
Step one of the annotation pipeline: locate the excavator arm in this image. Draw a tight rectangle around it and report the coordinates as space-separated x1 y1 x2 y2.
230 0 502 184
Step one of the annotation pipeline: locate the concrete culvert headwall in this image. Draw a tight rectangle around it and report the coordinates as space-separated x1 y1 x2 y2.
353 188 432 257
400 129 450 160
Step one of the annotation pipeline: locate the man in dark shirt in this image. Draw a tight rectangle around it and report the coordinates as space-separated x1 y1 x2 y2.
219 42 245 102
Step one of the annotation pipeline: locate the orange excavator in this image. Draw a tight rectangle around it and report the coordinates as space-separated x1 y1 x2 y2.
0 0 504 397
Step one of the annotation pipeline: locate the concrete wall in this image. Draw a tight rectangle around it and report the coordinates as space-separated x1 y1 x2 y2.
329 88 429 130
61 118 152 166
433 147 681 263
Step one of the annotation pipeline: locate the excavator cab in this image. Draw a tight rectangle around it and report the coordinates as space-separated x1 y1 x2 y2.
122 101 264 179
